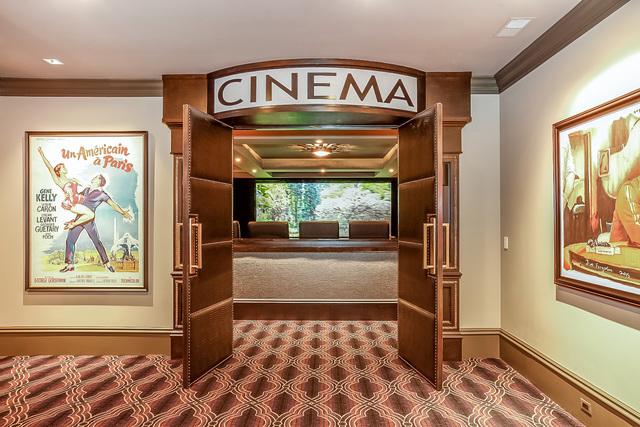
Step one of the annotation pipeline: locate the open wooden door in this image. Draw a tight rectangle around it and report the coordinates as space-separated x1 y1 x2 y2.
182 104 233 387
397 103 444 389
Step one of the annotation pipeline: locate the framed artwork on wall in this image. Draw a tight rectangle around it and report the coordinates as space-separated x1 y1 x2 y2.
25 131 148 291
554 88 640 306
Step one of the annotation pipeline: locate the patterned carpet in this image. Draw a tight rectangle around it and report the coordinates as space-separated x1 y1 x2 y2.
0 321 582 427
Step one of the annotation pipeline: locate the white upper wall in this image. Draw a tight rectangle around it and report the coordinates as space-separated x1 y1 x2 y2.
500 1 640 411
0 97 173 329
460 94 501 329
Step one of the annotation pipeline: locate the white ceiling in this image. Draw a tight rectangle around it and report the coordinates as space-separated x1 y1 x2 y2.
0 0 580 79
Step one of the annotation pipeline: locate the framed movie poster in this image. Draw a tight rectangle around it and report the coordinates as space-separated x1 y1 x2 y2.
554 88 640 306
25 131 148 291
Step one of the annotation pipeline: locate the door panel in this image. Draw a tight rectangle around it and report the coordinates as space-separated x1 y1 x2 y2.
182 104 233 387
190 242 233 313
188 300 233 384
398 300 436 379
397 115 437 183
190 180 233 242
397 103 444 389
398 179 436 243
398 242 436 310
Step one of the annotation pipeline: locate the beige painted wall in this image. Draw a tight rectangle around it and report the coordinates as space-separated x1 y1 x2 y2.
0 93 502 333
460 94 501 329
0 97 173 329
500 1 640 411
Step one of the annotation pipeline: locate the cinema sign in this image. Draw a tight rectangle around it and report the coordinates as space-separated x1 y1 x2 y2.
207 59 426 126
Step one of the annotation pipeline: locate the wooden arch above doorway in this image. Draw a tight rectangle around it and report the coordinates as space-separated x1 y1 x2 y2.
163 60 471 154
207 59 426 127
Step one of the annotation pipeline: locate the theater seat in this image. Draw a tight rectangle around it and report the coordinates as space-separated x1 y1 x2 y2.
299 221 339 239
349 220 390 239
248 221 289 239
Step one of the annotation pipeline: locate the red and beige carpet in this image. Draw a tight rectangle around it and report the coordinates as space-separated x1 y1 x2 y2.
0 321 582 426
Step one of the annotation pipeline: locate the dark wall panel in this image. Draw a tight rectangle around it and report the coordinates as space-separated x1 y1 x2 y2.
233 179 256 237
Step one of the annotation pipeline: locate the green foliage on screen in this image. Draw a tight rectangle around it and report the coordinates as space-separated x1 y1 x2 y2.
256 182 391 237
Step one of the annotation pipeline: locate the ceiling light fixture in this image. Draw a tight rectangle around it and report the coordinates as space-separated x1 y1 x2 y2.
388 168 395 173
496 17 533 37
42 58 64 65
251 168 257 174
294 142 351 157
315 139 323 143
320 168 326 173
506 18 532 29
235 157 241 163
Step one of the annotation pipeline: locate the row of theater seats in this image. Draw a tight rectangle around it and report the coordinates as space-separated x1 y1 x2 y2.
233 220 390 239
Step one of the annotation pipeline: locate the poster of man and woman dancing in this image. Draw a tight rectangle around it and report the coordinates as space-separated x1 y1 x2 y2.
26 132 147 291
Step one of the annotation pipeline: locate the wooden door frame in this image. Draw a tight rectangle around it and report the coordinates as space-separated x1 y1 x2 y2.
162 72 471 362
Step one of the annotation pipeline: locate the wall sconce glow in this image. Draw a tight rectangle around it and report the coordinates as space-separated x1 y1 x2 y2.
571 52 640 114
42 58 64 65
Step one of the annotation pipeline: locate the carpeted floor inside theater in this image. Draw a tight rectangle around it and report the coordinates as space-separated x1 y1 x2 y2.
0 321 582 426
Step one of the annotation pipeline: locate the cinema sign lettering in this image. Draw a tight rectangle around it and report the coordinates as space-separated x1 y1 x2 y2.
209 62 423 117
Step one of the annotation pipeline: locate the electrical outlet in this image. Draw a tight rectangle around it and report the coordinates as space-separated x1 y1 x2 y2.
503 236 509 250
580 398 592 416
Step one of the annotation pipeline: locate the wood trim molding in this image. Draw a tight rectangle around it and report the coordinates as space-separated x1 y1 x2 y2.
494 0 630 92
0 78 162 97
451 327 638 424
233 301 397 321
500 329 639 426
0 327 172 333
0 329 172 355
470 77 499 95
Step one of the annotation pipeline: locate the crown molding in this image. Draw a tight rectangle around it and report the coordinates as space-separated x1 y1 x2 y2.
1 76 499 97
0 78 162 97
470 77 499 94
495 0 630 93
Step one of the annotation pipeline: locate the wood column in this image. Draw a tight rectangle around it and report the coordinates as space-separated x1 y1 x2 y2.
162 74 208 358
425 72 471 361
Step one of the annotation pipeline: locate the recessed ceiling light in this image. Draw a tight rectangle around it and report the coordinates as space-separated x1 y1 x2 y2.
251 168 257 174
42 58 64 65
388 168 395 173
235 157 241 163
496 17 533 37
320 168 326 173
506 18 532 29
315 139 323 144
313 149 330 157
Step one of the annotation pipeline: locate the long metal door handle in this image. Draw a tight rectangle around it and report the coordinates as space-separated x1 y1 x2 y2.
423 217 436 274
188 217 203 275
443 222 450 268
